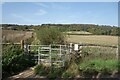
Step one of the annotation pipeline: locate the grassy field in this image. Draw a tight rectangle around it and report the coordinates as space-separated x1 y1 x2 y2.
2 30 33 43
2 30 118 46
67 35 118 46
65 31 92 35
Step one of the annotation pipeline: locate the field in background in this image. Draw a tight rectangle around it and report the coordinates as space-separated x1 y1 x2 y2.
65 31 92 35
2 30 118 46
67 35 118 46
2 30 33 43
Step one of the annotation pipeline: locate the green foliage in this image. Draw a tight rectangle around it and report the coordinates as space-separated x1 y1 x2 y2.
34 64 64 79
36 27 65 45
111 28 118 36
2 24 118 36
48 66 63 79
118 61 120 72
34 64 49 76
81 47 116 60
2 44 35 78
62 71 74 78
41 24 118 36
79 59 118 74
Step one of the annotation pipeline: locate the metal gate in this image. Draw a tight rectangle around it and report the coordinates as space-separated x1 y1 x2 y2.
38 45 67 67
25 44 68 67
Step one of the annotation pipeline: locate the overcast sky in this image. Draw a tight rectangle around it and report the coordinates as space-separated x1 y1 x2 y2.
2 2 118 26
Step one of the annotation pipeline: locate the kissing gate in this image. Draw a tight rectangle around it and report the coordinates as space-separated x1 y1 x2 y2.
38 45 68 67
24 43 82 67
24 44 71 67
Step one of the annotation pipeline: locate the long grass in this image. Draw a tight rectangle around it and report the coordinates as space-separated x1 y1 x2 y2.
79 59 118 73
81 46 117 60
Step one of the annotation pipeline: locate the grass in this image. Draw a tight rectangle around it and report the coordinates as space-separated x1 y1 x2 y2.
79 59 118 73
67 35 118 46
62 71 74 78
81 46 117 60
66 61 79 76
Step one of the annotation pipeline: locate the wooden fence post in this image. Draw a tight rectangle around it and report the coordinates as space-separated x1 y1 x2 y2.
20 40 24 49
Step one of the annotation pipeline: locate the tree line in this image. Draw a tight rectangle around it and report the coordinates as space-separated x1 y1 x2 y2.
41 24 119 36
2 24 119 36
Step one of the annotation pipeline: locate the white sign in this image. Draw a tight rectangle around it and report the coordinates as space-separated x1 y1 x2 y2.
74 44 78 51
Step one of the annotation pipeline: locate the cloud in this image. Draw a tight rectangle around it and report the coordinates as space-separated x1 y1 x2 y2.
34 9 47 16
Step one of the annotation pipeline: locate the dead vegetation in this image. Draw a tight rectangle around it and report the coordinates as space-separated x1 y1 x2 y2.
2 30 33 43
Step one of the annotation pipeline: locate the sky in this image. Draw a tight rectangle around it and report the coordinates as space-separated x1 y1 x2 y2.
2 2 118 26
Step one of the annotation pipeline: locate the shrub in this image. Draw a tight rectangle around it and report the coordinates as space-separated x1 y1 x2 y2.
62 71 74 78
36 27 65 45
2 44 35 78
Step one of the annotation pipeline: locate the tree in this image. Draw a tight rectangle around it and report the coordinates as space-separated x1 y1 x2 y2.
36 27 65 45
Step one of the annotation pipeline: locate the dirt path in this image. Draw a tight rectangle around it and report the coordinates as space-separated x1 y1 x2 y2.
7 66 119 79
8 67 36 79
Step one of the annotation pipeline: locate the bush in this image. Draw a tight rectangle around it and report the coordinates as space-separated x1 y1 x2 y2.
2 44 35 78
36 27 65 45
